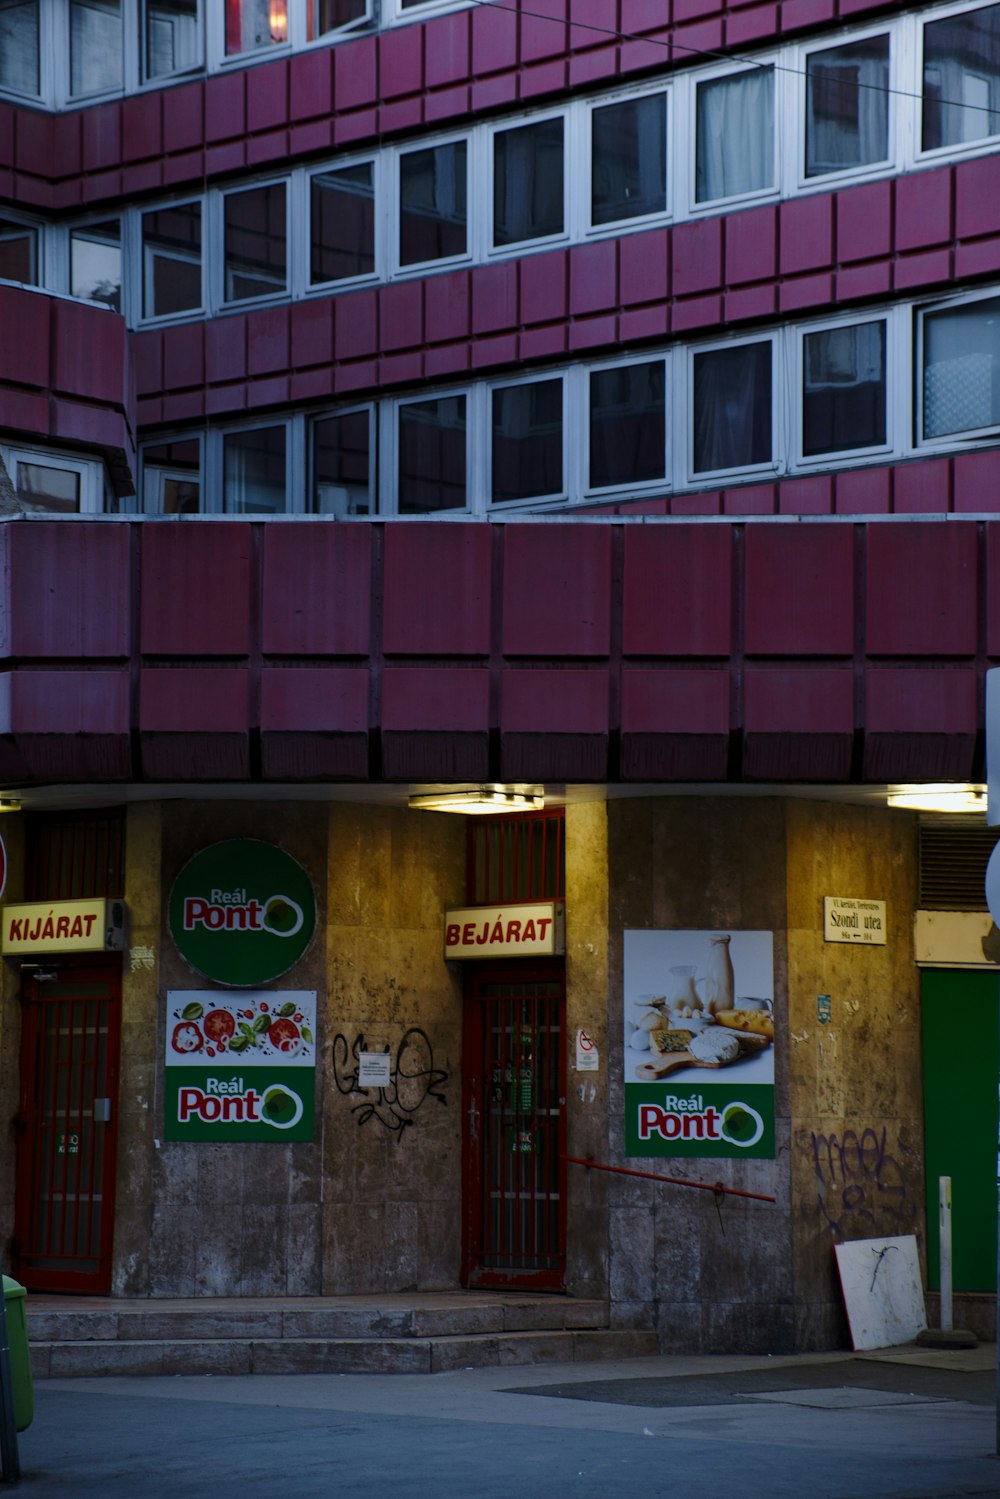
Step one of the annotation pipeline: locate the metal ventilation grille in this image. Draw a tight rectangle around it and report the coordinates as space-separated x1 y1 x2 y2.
919 820 1000 911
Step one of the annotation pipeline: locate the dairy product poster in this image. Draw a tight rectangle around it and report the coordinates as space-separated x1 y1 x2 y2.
623 930 775 1159
164 990 317 1142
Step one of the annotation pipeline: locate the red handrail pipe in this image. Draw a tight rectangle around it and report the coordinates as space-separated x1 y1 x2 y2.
562 1154 777 1204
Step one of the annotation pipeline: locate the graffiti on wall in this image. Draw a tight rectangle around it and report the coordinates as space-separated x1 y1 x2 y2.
332 1028 448 1138
809 1125 919 1242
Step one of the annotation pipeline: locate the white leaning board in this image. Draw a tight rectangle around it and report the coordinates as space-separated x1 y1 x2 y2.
833 1236 927 1351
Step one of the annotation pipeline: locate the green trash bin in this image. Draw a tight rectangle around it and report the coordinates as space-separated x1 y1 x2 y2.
1 1276 33 1432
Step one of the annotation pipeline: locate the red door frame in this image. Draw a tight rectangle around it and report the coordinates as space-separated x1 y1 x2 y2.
13 958 122 1294
461 959 567 1291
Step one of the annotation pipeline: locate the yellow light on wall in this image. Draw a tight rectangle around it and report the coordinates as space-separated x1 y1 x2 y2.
408 786 544 815
886 784 987 813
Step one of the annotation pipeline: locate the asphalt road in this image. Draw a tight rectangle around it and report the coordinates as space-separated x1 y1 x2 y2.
6 1349 1000 1499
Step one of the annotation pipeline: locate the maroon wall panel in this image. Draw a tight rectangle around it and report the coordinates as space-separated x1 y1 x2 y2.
501 525 611 656
866 522 977 656
744 525 854 655
623 524 732 655
863 666 978 781
260 665 369 779
9 668 130 780
0 523 130 659
138 666 250 779
383 524 491 655
743 666 854 780
140 524 252 657
620 667 730 780
381 664 490 779
500 666 610 779
262 524 372 656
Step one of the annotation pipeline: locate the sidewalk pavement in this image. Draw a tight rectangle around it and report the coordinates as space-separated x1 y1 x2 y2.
9 1341 1000 1499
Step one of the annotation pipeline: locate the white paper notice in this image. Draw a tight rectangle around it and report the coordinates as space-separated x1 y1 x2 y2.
358 1051 392 1087
576 1029 599 1071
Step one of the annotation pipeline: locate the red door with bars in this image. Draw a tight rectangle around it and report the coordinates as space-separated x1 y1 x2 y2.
13 963 122 1293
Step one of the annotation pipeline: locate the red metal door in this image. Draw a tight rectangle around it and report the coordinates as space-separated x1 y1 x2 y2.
13 963 122 1293
462 962 566 1290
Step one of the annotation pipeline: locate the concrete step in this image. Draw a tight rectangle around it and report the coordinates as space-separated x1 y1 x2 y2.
24 1293 658 1378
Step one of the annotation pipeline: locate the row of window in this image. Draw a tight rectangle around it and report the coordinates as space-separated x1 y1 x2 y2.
5 2 1000 322
4 287 992 517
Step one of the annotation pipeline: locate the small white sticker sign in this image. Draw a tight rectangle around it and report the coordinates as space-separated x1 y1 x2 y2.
358 1051 392 1088
576 1028 599 1071
824 897 887 945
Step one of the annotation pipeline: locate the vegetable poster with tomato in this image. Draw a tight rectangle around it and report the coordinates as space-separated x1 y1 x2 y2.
164 990 316 1142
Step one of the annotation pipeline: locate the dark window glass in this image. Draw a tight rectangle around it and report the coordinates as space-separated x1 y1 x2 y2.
143 0 200 80
589 362 666 489
70 0 122 95
224 184 286 302
923 3 1000 150
923 296 1000 439
400 142 467 265
311 165 375 284
142 439 200 514
309 0 366 34
142 202 202 318
0 217 37 284
695 67 773 202
803 322 886 456
592 94 666 225
312 411 372 515
71 220 121 311
692 342 772 473
806 35 890 176
0 0 40 96
398 396 467 514
493 118 564 246
223 426 287 513
491 380 563 503
15 462 80 513
225 0 286 54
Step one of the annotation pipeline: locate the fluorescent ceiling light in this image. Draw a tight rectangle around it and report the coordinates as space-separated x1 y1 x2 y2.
0 797 21 813
886 784 986 813
408 786 545 815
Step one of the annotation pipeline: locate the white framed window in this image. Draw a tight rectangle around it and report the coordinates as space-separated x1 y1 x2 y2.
390 392 469 515
797 315 892 464
140 199 203 322
490 114 566 252
219 179 288 306
918 288 1000 445
70 0 123 99
588 86 669 232
308 158 379 289
141 0 202 83
921 0 1000 156
586 356 669 494
140 435 203 514
489 374 566 506
395 135 469 271
0 213 41 287
70 218 122 312
692 63 776 209
802 30 892 184
222 0 288 59
1 445 107 513
688 335 776 481
0 0 41 99
220 422 290 513
310 405 375 515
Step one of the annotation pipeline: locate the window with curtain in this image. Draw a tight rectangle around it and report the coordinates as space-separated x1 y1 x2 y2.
311 165 375 284
0 217 37 285
399 142 467 266
922 295 1000 439
802 321 886 456
923 3 1000 150
142 439 201 514
398 396 467 513
224 184 287 303
70 0 122 96
491 379 563 503
70 221 121 311
142 201 202 319
493 118 564 247
692 341 772 473
225 0 286 54
311 409 373 515
806 34 890 176
695 67 774 203
0 0 39 96
142 0 201 81
589 362 666 489
223 427 287 513
591 92 667 225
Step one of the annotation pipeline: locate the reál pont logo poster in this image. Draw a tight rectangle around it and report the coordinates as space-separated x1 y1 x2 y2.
164 989 317 1142
624 930 775 1160
169 839 316 987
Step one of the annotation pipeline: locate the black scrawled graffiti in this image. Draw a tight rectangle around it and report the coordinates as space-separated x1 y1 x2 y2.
332 1028 448 1138
810 1126 918 1242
